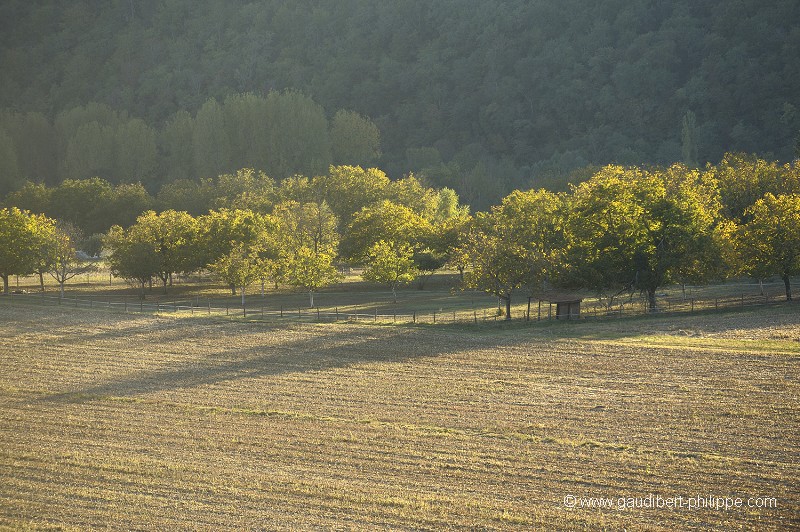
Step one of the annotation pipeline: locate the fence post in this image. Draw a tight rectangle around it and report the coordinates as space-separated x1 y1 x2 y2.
433 311 436 324
226 305 229 316
317 307 320 321
280 305 283 318
335 307 339 321
412 311 416 323
474 310 477 323
208 300 211 315
140 300 143 312
453 311 456 323
374 308 377 322
243 305 246 318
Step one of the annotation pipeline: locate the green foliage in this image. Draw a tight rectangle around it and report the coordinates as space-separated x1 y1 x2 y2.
114 118 157 184
0 207 56 293
209 243 268 303
737 193 800 300
123 210 199 292
0 127 20 196
566 164 725 309
386 174 439 220
3 181 52 214
48 178 114 235
681 111 698 168
192 98 230 178
281 246 341 307
710 153 800 223
263 90 331 178
330 109 381 167
457 189 566 319
341 200 429 263
1 1 799 203
362 240 419 302
313 165 390 228
160 110 195 183
104 225 161 299
272 200 340 306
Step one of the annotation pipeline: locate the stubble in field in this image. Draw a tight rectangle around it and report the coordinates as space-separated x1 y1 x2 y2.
0 303 798 529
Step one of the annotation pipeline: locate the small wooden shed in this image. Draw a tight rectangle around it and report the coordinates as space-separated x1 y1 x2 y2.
541 296 583 320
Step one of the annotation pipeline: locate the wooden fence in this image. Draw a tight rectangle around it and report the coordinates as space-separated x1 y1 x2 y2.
1 290 793 326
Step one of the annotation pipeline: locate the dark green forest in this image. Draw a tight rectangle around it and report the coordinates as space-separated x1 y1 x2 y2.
1 0 799 207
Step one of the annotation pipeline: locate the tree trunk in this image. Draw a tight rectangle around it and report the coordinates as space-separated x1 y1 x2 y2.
241 287 245 307
230 283 236 296
309 290 314 308
60 282 65 299
647 288 657 311
392 285 397 304
38 271 45 292
504 295 512 321
2 274 8 295
139 280 146 300
783 274 793 301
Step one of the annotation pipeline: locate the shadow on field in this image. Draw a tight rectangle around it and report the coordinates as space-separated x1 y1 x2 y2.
36 319 498 403
19 301 800 404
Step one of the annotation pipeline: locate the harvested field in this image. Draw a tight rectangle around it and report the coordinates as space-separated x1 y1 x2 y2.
0 302 798 530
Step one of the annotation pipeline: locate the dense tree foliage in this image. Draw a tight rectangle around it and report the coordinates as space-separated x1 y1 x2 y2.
1 1 798 207
0 207 55 294
737 193 800 301
362 241 419 303
566 164 726 309
3 152 798 315
457 189 566 319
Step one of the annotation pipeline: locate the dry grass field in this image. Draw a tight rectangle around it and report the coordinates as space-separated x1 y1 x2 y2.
0 301 798 530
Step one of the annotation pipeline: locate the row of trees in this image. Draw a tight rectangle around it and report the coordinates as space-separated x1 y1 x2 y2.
457 158 800 316
2 155 798 316
1 165 469 303
0 94 380 196
3 165 458 237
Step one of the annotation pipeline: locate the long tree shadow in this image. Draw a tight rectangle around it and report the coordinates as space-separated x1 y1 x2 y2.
19 300 800 405
36 321 494 403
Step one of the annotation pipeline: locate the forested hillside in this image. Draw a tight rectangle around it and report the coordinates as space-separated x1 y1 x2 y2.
1 0 798 207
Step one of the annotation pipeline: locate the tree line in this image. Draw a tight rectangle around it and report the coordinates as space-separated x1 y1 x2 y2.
2 154 798 316
0 94 380 197
1 1 798 209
